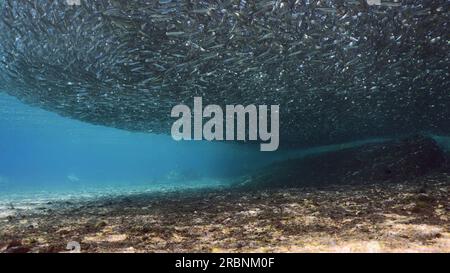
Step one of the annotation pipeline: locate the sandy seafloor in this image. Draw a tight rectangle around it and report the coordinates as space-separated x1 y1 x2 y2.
0 174 449 253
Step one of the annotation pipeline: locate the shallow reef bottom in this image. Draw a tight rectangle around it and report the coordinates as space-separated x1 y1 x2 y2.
0 173 449 253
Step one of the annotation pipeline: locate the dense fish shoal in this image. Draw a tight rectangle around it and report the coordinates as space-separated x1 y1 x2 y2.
0 0 448 147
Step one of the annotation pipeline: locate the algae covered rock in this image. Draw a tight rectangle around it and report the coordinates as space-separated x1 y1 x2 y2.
241 135 448 188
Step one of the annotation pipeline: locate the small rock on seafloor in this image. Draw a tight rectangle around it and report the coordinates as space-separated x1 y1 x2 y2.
2 240 31 253
3 246 31 253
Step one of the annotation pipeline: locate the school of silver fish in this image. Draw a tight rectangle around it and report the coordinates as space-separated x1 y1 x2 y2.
0 0 448 147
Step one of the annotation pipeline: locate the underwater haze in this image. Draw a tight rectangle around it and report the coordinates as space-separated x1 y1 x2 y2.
0 92 276 197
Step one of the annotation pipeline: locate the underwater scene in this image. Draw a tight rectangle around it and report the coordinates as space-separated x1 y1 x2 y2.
0 0 449 255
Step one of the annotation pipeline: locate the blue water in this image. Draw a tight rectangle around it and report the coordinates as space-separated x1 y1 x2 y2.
0 93 280 197
3 91 450 201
